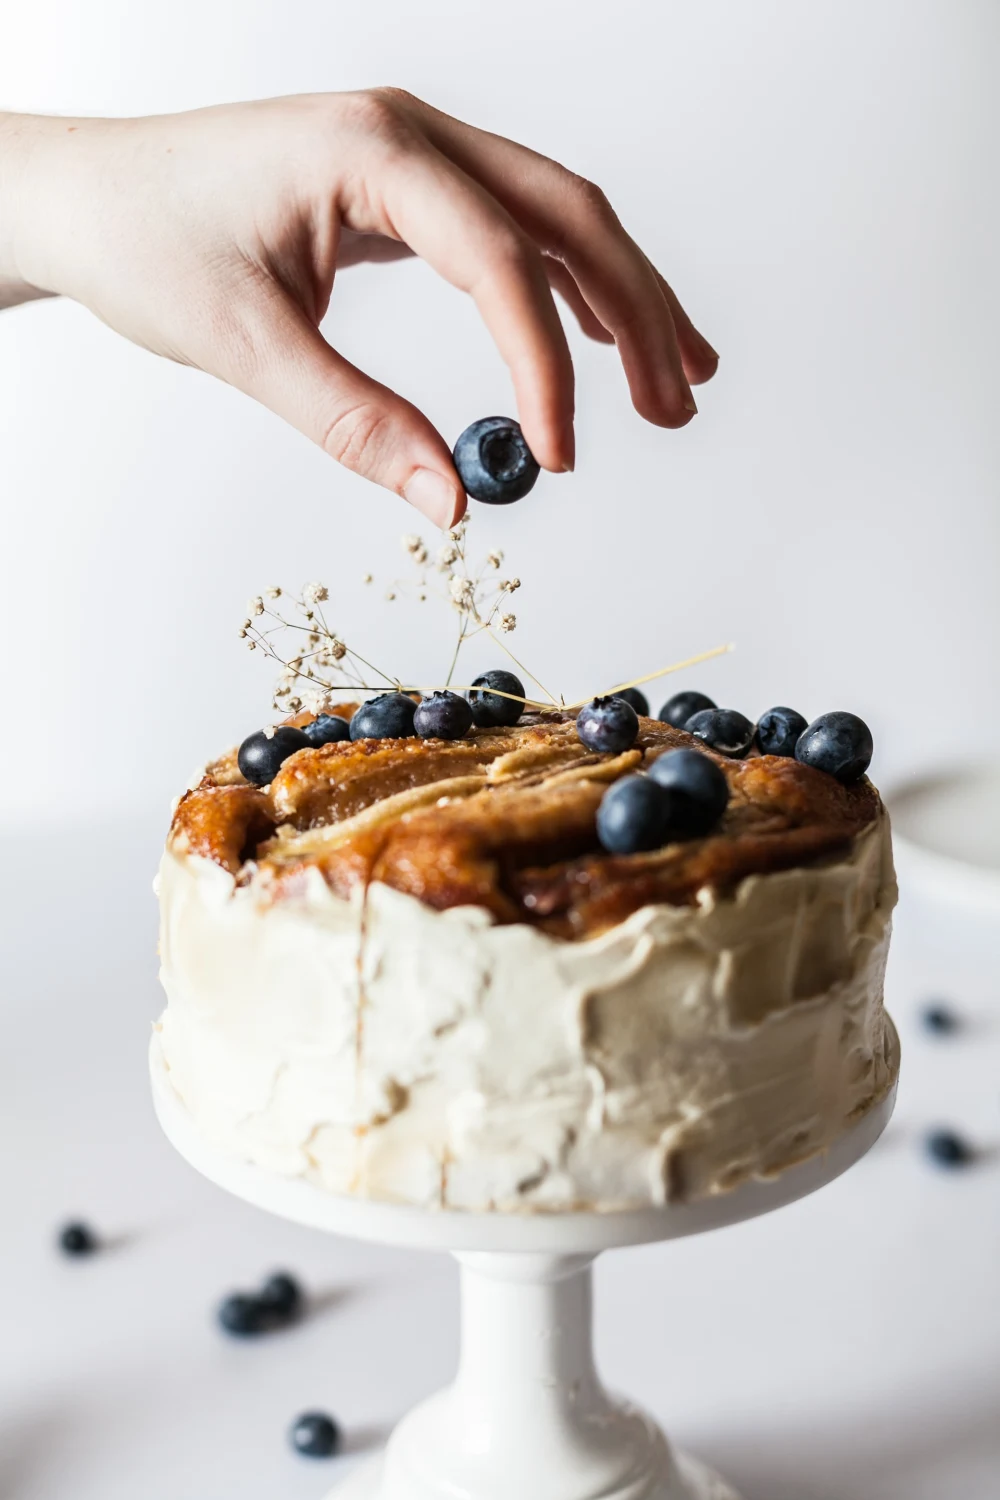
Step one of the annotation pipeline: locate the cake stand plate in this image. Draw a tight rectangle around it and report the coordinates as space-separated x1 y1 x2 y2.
151 1028 898 1500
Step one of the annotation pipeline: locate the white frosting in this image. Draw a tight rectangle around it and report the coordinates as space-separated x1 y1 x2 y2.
156 811 898 1212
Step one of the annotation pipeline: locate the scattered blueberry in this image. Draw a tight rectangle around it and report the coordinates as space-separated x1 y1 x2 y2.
259 1271 304 1322
290 1411 342 1459
596 775 672 854
349 692 418 741
614 687 649 717
413 690 474 740
302 713 351 748
217 1293 270 1337
755 706 808 759
576 696 639 754
795 712 873 783
453 417 540 505
58 1222 97 1257
924 1129 975 1169
647 748 730 835
658 690 716 728
686 708 755 758
238 726 312 786
467 670 525 728
921 1003 960 1036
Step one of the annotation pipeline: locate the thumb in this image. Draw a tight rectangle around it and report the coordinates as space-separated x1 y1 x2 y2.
228 298 466 528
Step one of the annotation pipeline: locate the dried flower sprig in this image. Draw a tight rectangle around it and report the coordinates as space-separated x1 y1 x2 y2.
240 518 732 720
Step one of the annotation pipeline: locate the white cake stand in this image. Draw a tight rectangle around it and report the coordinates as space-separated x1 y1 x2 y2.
150 1029 898 1500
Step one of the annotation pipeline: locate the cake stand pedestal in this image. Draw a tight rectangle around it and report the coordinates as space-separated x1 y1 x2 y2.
151 1030 898 1500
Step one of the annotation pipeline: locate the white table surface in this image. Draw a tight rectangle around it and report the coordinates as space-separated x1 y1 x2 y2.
1 818 997 1500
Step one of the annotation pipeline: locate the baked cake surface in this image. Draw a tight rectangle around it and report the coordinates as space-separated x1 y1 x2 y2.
156 710 898 1211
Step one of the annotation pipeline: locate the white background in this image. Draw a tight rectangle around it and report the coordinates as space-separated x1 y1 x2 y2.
1 4 998 1499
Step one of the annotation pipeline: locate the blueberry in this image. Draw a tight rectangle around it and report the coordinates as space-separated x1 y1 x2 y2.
596 775 671 854
349 692 417 741
658 690 716 728
453 417 540 505
921 1003 960 1036
302 713 351 748
795 712 873 783
686 708 755 758
614 687 649 717
924 1129 975 1169
755 706 808 758
413 691 474 740
58 1221 97 1257
576 696 639 754
467 670 525 728
238 727 312 787
647 748 730 835
259 1271 304 1322
290 1411 341 1458
217 1293 269 1337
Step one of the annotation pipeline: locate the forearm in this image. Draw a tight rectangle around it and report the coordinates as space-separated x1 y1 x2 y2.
0 112 61 309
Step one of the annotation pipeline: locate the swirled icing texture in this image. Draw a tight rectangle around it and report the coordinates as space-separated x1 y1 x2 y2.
156 810 897 1211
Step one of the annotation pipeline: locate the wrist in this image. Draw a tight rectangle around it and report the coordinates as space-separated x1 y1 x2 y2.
0 112 70 308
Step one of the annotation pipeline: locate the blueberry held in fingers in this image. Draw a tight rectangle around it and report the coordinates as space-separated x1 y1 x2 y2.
290 1411 341 1458
238 727 312 786
794 712 873 783
658 689 716 728
755 706 807 759
686 708 755 758
349 692 418 741
648 748 730 835
596 775 671 854
614 687 649 716
414 691 474 740
576 696 639 754
453 417 540 505
467 670 525 728
302 713 351 747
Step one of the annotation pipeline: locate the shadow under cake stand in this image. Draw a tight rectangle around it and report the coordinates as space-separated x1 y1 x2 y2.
150 1028 899 1500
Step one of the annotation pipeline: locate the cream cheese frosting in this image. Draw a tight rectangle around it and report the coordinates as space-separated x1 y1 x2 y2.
156 810 898 1212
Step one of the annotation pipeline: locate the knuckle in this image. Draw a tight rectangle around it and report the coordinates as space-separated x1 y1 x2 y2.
320 401 393 474
339 88 413 145
570 174 617 227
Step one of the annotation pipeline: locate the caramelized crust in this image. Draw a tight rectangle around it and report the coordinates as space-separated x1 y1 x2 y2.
168 710 881 935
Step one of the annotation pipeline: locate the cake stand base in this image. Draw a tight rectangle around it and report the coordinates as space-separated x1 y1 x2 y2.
328 1450 739 1500
150 1029 897 1500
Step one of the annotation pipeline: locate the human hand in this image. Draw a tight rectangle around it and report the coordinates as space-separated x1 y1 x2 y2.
0 92 718 527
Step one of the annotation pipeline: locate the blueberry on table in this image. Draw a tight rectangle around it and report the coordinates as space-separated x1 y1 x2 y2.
467 670 525 728
685 708 755 758
576 696 639 754
921 1003 960 1036
755 706 808 758
238 727 312 786
290 1411 342 1458
648 748 730 835
349 692 418 741
259 1271 304 1322
302 713 351 747
58 1221 97 1257
217 1293 269 1337
614 687 649 717
658 690 716 728
596 775 671 854
924 1129 975 1169
414 691 475 740
453 417 540 505
795 712 873 782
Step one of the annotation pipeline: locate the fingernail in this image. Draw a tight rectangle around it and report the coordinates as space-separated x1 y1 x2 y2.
683 394 698 414
403 469 461 528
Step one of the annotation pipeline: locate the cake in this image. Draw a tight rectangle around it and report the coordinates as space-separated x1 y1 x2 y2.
155 703 898 1213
